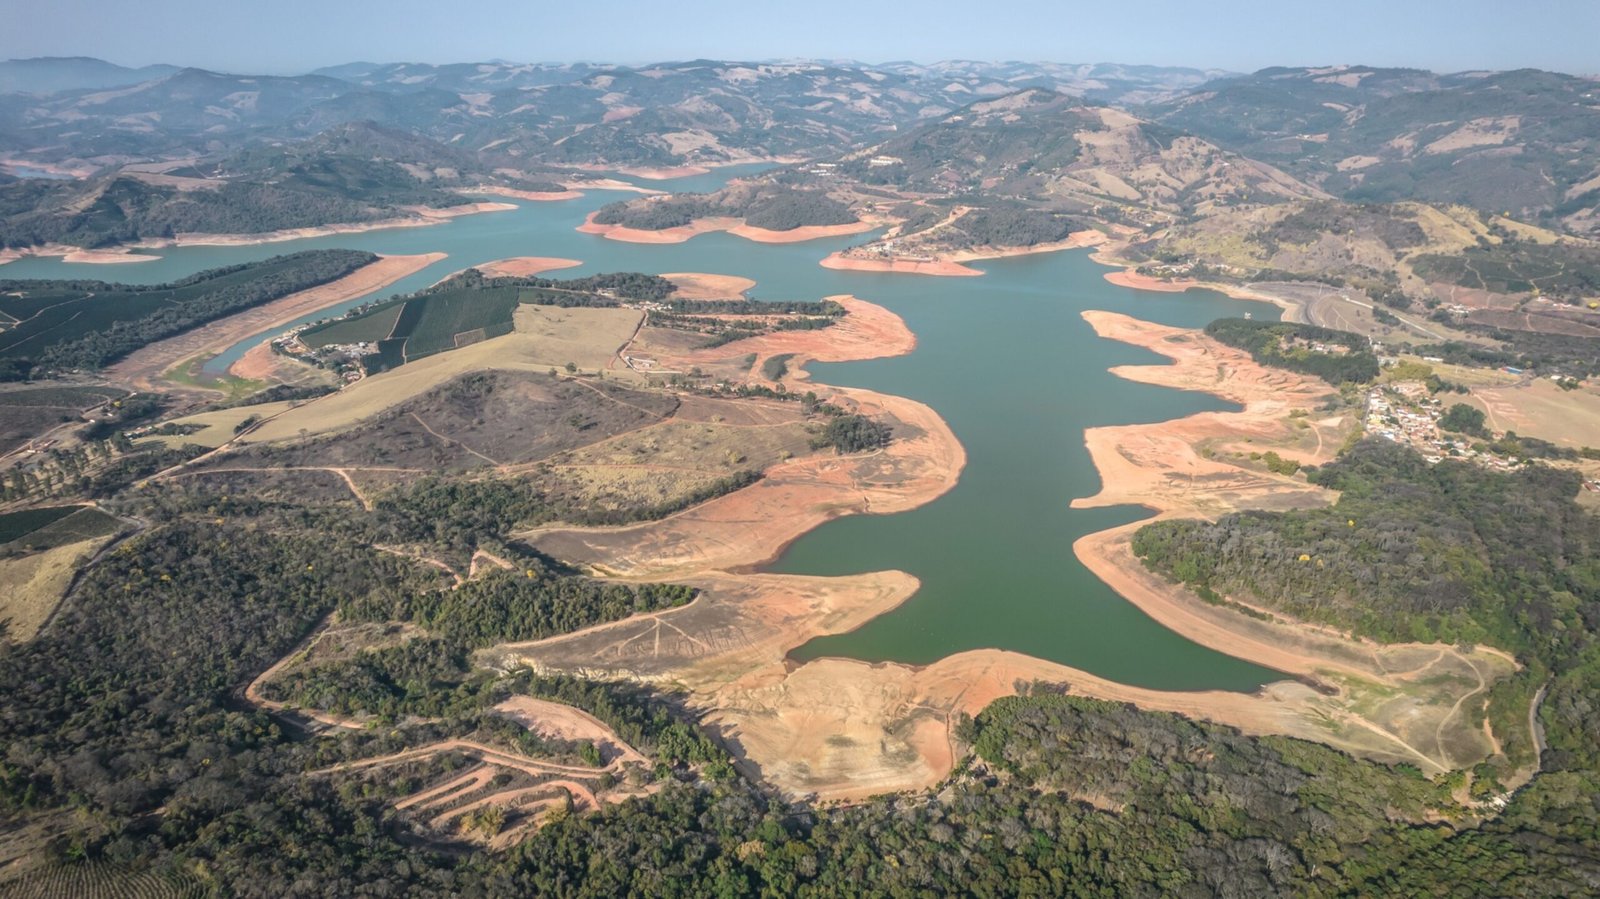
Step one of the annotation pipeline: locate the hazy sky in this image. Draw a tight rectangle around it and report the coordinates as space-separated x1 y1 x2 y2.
4 0 1597 76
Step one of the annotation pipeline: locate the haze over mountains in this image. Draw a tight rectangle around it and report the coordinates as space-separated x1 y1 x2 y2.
2 55 1597 254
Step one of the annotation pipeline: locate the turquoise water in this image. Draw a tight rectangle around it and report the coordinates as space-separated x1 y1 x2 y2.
4 166 1280 691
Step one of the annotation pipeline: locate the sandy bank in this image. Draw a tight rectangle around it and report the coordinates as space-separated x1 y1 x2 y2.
463 186 584 202
1103 270 1203 292
818 230 1105 278
1063 309 1518 774
663 272 758 299
525 295 947 577
611 164 710 180
562 178 666 195
474 256 583 278
0 245 160 266
101 253 445 390
819 254 983 277
727 221 876 243
511 302 1515 801
578 211 873 245
1093 251 1304 322
577 213 736 244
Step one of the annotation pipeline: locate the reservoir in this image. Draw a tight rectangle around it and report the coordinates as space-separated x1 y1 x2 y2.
2 169 1280 691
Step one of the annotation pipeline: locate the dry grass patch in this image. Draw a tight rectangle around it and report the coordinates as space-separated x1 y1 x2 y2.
1464 379 1600 447
0 535 112 642
242 305 644 443
152 400 300 448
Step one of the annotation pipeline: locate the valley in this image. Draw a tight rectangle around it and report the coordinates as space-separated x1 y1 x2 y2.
0 41 1597 897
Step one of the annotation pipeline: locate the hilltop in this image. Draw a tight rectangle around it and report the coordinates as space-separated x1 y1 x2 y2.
1149 65 1600 235
0 123 547 251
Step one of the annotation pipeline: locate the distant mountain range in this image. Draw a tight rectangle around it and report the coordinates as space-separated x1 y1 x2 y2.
0 56 179 94
828 88 1319 220
0 56 1232 175
1148 65 1600 233
2 56 1597 251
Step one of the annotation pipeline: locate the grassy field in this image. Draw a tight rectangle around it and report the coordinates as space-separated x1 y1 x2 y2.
541 414 815 512
243 305 643 444
195 370 676 474
299 303 405 348
0 533 115 643
1464 378 1600 448
154 400 302 448
0 506 123 643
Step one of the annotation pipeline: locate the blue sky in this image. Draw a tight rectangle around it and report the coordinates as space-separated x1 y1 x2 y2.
4 0 1597 75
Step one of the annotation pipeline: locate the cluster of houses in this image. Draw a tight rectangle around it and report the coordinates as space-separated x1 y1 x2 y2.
272 329 369 384
619 299 671 313
1364 381 1523 471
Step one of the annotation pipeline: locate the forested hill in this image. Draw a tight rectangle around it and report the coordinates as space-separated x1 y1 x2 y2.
0 250 375 376
590 183 857 232
0 133 485 251
813 88 1319 234
1148 66 1600 235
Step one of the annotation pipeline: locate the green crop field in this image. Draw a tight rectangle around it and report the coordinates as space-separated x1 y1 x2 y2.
401 286 522 359
300 302 405 348
0 505 81 543
25 507 123 548
304 285 525 364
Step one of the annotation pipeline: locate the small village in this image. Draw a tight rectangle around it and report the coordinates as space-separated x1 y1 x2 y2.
1363 380 1524 472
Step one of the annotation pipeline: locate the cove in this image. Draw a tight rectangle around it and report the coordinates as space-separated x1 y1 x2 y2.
5 168 1281 691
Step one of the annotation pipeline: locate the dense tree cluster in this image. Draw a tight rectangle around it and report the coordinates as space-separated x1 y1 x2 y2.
371 469 761 553
1415 330 1600 379
0 521 429 816
813 414 892 453
1134 440 1598 651
1439 402 1489 436
342 568 695 648
950 205 1076 247
1205 317 1380 384
6 439 1600 894
0 250 375 374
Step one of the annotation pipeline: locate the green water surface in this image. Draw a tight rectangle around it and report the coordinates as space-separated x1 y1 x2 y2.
5 167 1281 691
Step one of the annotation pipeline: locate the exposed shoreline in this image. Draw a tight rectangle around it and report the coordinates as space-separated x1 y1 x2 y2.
505 296 1519 801
577 211 875 245
817 229 1108 277
473 256 583 278
566 156 798 181
0 202 516 268
662 272 759 299
462 186 585 202
98 252 448 390
1091 248 1306 322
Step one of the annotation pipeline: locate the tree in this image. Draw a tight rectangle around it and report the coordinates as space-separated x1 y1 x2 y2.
1439 403 1489 437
